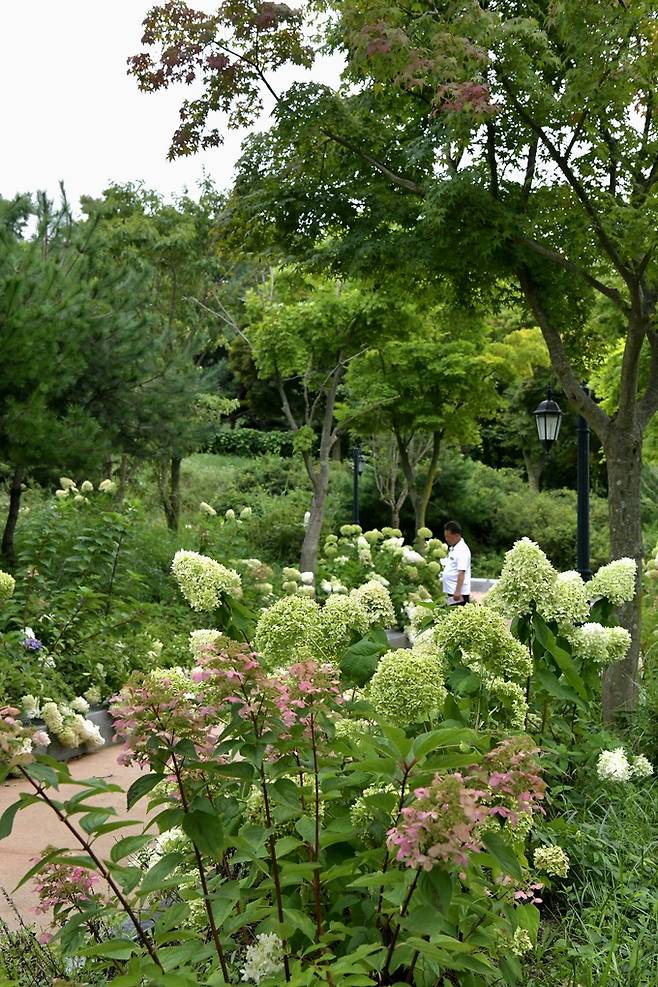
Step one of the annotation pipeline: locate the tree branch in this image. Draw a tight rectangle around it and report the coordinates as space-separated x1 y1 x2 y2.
503 85 631 281
638 330 658 429
322 129 425 196
518 267 611 440
486 123 499 199
513 234 630 312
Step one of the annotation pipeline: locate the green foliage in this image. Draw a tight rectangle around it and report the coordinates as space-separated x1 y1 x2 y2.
210 427 293 458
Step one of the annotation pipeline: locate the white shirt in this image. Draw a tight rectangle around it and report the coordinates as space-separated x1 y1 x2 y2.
442 538 471 597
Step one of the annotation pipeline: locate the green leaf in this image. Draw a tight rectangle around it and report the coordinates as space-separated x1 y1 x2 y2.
532 614 587 700
341 632 388 686
110 834 154 863
515 902 540 941
138 852 184 895
283 907 317 942
81 939 137 960
80 809 115 835
0 795 39 839
182 809 224 857
126 772 165 809
481 830 523 880
412 727 478 760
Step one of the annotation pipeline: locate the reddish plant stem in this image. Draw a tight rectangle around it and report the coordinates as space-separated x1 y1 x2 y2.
309 712 324 941
376 760 413 922
169 749 230 983
381 870 420 983
19 770 163 972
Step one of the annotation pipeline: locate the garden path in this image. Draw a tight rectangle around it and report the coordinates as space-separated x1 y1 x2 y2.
0 747 147 928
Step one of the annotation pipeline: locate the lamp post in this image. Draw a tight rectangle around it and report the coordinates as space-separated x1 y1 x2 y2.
532 385 592 581
352 442 364 524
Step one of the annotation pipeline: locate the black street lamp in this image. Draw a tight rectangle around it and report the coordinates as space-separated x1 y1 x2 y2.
352 443 364 524
533 385 564 453
532 385 592 581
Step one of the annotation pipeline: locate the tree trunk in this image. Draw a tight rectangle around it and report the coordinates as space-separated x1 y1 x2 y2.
158 456 182 531
602 424 644 720
522 449 543 493
117 454 130 505
168 456 182 531
416 432 442 532
1 466 24 563
300 463 329 573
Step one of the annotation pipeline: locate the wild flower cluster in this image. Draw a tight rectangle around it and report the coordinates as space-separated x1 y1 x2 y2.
369 649 446 726
0 569 16 602
541 570 590 627
171 550 242 611
54 477 115 501
596 747 653 782
387 739 545 871
433 604 532 681
0 706 50 767
188 628 225 660
318 523 447 622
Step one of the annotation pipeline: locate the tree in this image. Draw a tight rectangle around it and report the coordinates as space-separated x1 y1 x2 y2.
244 272 410 571
128 0 658 716
343 311 501 532
0 193 151 559
83 183 231 528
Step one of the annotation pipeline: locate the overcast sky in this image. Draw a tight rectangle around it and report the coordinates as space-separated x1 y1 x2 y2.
0 1 341 210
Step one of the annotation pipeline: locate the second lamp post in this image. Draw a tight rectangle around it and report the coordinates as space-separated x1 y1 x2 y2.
533 385 592 581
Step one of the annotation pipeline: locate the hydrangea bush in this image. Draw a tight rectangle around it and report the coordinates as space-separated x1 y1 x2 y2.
315 523 447 625
0 548 566 987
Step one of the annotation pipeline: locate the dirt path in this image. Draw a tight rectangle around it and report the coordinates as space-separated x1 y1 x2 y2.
0 746 147 928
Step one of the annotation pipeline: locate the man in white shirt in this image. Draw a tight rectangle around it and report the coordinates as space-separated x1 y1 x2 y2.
441 520 471 605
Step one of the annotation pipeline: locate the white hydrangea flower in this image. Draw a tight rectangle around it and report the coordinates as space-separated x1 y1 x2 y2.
402 548 424 565
171 550 241 612
98 478 116 493
225 508 236 521
300 571 315 585
570 623 631 664
0 569 16 602
539 570 590 627
590 558 637 607
597 747 633 782
21 694 40 719
381 536 404 555
55 488 69 499
189 629 224 659
350 580 396 628
199 501 217 517
320 579 334 595
240 933 284 984
495 538 557 617
630 754 654 779
240 506 253 519
533 844 570 878
297 584 316 597
282 567 301 582
41 702 64 734
59 476 76 490
80 480 94 493
71 696 90 714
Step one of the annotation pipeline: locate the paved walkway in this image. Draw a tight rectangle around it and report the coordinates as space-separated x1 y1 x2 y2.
0 746 146 928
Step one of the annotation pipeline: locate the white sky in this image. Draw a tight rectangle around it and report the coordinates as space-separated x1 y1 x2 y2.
0 1 341 209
